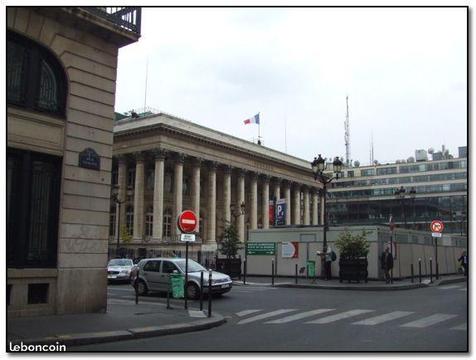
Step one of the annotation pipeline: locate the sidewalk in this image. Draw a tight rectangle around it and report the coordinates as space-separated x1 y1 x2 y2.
7 297 225 348
234 274 467 291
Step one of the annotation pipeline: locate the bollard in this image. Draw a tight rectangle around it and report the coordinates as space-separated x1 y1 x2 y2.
295 263 298 284
411 263 414 283
134 278 139 305
166 274 171 309
208 269 212 318
429 258 433 283
272 259 275 287
418 258 422 283
243 260 247 285
199 271 204 311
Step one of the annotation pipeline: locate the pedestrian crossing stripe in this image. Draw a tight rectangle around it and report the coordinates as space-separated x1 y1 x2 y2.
265 309 335 324
352 311 414 325
451 323 467 331
237 309 297 325
438 285 464 290
306 309 374 324
400 314 458 328
236 310 262 317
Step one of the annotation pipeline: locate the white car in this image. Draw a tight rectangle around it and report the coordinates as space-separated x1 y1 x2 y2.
132 258 232 299
107 258 134 282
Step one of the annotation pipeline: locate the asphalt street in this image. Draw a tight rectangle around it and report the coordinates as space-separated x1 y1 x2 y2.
72 282 468 352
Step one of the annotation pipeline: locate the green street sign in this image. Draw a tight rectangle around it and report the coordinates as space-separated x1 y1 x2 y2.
246 242 276 255
307 260 316 278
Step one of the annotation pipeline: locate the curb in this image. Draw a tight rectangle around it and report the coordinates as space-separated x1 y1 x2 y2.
274 283 429 291
436 277 467 286
8 314 226 348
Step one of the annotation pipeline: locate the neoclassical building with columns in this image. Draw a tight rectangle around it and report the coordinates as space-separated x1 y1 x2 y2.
110 111 324 262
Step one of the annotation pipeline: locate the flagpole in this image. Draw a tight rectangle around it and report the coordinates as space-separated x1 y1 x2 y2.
258 112 261 142
284 116 287 153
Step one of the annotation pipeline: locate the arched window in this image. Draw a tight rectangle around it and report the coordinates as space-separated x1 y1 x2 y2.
126 206 134 235
7 31 66 117
145 206 153 237
163 208 172 239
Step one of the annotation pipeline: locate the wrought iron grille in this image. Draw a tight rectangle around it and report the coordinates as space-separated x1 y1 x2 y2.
83 7 141 34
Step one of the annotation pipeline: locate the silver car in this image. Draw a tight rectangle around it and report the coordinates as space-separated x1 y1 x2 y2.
107 258 134 282
132 258 232 299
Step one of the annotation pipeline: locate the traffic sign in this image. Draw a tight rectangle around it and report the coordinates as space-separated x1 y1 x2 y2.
430 220 444 233
180 234 196 242
177 210 198 233
432 232 442 238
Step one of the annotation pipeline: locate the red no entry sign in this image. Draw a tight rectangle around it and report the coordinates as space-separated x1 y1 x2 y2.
430 220 444 233
177 210 198 233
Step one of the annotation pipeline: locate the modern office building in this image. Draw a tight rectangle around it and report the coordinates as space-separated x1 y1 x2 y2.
327 148 467 235
7 7 141 317
109 110 324 262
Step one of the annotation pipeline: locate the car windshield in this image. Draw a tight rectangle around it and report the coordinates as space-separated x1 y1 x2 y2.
108 259 133 267
174 259 206 273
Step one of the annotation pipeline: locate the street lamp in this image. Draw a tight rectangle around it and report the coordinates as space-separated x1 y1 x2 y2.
394 186 416 229
111 189 125 256
311 154 343 255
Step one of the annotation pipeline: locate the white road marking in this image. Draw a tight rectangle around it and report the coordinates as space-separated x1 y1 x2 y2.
265 309 335 324
236 310 262 317
352 311 414 325
451 323 467 331
306 310 374 324
400 314 458 328
458 288 467 292
188 310 206 318
237 309 297 325
438 285 463 290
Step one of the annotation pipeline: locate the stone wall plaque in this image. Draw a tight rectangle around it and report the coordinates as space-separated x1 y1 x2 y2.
79 148 100 170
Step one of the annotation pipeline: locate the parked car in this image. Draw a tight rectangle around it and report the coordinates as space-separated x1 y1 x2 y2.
132 258 232 299
107 258 134 283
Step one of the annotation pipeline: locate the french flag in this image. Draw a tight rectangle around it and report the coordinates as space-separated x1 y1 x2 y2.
243 113 260 125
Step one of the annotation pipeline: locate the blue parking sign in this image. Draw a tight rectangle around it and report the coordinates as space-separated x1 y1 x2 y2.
276 199 286 225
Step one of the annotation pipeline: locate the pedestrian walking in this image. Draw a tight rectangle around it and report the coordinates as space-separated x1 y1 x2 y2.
324 248 334 280
381 248 394 283
458 250 468 276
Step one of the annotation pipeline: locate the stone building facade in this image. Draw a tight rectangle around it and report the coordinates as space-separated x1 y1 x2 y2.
110 112 324 262
7 7 140 317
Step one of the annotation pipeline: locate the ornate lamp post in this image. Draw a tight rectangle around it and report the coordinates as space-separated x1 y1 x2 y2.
111 189 125 256
311 154 343 255
394 186 416 229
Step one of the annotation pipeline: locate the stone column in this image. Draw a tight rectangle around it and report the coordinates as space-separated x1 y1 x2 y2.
274 179 281 200
303 186 310 225
250 172 258 230
173 153 185 238
285 182 291 225
312 189 319 225
117 155 127 240
293 184 301 225
262 175 270 229
206 162 217 245
237 170 246 241
223 166 232 225
152 149 166 241
133 152 145 241
192 158 201 232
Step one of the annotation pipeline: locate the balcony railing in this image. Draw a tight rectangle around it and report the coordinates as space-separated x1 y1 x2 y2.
83 7 141 34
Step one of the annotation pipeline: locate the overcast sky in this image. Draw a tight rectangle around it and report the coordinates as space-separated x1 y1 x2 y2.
115 7 467 166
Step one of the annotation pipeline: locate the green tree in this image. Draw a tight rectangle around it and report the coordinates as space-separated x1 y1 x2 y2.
120 224 132 244
219 224 242 259
335 230 370 259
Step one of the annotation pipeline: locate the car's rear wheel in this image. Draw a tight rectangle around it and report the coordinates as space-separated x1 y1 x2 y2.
136 280 148 296
186 282 200 300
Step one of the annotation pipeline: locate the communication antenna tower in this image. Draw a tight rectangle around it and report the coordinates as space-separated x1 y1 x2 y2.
344 96 351 167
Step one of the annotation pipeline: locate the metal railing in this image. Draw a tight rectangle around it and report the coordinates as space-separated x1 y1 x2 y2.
83 7 141 34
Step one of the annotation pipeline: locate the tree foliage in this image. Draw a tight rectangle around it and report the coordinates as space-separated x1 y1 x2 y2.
335 230 370 259
120 224 132 244
219 224 242 259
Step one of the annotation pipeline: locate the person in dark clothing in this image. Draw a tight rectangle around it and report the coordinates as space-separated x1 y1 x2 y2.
381 248 394 283
458 251 468 276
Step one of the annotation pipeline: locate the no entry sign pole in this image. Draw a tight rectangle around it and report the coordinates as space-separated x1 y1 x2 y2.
177 210 198 310
430 220 444 280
